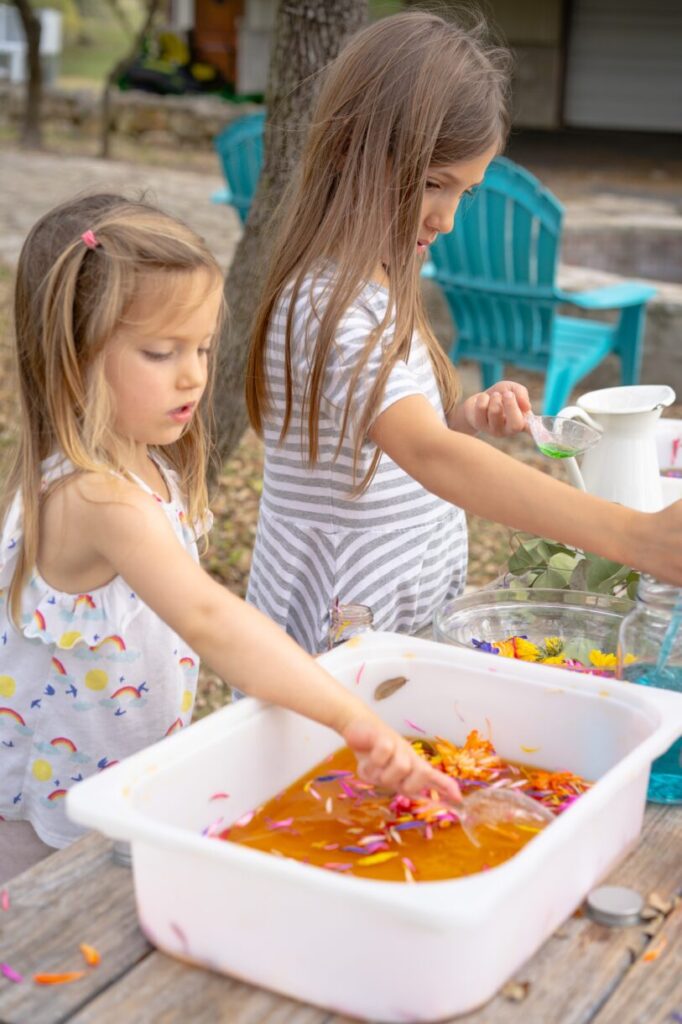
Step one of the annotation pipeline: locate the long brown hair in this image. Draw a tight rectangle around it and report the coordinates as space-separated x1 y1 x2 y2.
2 193 223 620
246 10 511 491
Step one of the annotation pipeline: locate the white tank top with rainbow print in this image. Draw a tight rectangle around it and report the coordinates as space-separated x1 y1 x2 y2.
0 455 206 849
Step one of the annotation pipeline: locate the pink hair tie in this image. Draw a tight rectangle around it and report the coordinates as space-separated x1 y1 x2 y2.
81 230 100 250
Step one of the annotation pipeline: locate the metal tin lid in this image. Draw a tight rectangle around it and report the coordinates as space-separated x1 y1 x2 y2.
586 885 644 927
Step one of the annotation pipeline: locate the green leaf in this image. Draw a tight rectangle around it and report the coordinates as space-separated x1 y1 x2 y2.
585 557 626 590
569 558 588 591
562 637 594 665
532 567 573 589
508 545 542 574
548 552 579 572
505 539 637 598
508 537 569 575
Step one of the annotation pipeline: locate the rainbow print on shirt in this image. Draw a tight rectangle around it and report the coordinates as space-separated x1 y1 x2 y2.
0 706 25 727
90 635 126 653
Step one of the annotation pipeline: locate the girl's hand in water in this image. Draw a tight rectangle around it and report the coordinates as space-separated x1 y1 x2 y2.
452 381 532 437
343 720 462 801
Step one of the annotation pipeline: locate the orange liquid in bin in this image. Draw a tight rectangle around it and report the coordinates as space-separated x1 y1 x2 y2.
220 731 592 882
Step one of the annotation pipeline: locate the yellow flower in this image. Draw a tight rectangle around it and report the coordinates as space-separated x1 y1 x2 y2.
623 653 637 665
514 638 542 662
543 636 564 657
495 637 542 661
542 655 566 666
589 649 617 669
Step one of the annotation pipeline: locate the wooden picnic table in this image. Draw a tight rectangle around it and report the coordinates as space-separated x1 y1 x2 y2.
0 804 680 1024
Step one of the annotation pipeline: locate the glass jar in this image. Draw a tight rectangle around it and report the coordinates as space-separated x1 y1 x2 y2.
328 600 374 649
617 575 682 804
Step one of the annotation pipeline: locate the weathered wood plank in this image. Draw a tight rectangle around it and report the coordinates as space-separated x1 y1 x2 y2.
590 903 682 1024
0 833 151 1024
1 807 678 1024
328 805 682 1024
66 950 330 1024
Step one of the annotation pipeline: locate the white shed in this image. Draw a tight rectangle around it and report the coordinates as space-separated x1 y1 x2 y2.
0 6 62 86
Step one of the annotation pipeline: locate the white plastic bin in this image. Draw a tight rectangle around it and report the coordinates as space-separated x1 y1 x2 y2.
67 632 682 1022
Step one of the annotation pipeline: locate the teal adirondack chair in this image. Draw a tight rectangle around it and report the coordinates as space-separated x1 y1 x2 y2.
212 112 266 223
425 156 656 414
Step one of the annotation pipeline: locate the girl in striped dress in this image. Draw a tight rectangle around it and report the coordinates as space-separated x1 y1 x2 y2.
246 11 682 653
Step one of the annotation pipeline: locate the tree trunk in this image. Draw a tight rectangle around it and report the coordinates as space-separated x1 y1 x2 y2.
13 0 42 150
100 0 161 159
213 0 369 468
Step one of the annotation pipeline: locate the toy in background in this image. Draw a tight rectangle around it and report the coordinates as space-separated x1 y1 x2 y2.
118 29 230 97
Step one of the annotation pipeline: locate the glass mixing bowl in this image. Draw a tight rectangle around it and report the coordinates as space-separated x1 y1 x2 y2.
433 589 633 669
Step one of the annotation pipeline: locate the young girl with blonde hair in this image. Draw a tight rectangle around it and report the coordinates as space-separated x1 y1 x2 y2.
0 193 459 882
246 11 682 653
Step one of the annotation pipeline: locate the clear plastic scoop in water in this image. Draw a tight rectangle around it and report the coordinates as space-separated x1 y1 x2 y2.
526 411 602 460
456 786 555 847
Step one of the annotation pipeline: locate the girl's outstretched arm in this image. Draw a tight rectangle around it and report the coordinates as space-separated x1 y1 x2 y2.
61 475 460 803
370 394 682 586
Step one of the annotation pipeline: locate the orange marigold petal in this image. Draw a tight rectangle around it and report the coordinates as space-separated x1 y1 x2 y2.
79 943 101 966
643 936 667 962
34 971 85 985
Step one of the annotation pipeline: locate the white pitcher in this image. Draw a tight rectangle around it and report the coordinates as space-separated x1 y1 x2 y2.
558 385 676 512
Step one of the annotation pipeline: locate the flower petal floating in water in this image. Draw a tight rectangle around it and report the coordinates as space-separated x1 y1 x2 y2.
223 728 592 880
233 810 255 828
266 818 294 831
356 851 398 867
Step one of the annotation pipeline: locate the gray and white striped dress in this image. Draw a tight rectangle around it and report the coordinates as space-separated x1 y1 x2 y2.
246 271 467 653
